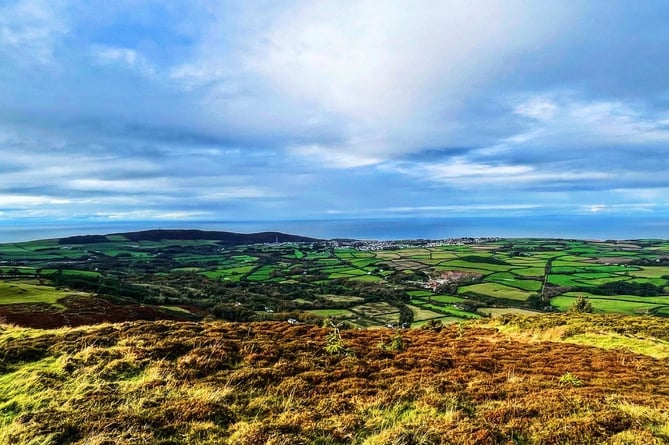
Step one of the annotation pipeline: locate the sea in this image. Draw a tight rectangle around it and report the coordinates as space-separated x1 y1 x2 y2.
1 215 669 243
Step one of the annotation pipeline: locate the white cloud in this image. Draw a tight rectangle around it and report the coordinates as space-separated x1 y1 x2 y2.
200 187 280 200
177 0 574 159
579 203 655 214
513 98 558 121
288 144 381 168
0 0 68 65
94 210 210 220
0 194 71 207
379 204 540 213
421 159 533 179
385 157 612 189
92 46 155 77
66 178 174 193
586 204 607 213
508 94 669 147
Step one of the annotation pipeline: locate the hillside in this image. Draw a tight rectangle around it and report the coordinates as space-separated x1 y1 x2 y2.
1 314 668 444
111 229 320 245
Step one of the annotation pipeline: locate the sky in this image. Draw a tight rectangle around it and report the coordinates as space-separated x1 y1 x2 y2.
1 1 669 231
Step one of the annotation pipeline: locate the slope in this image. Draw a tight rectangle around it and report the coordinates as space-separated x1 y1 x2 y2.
1 314 668 444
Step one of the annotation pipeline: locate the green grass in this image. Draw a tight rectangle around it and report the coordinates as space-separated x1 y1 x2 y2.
322 295 365 304
351 302 400 318
655 307 669 316
440 260 516 272
420 303 480 319
478 307 542 317
458 283 533 301
406 304 444 321
201 265 256 281
349 258 379 268
548 274 588 287
245 266 275 281
552 265 631 274
550 296 663 315
484 273 542 291
317 259 342 266
329 271 368 279
484 272 517 281
561 292 669 305
291 298 313 306
552 260 598 268
171 267 203 272
407 290 434 297
488 313 669 359
511 267 545 277
0 281 74 306
230 255 258 263
573 276 630 286
629 276 668 286
427 295 468 304
565 333 669 359
305 309 355 318
628 266 669 278
349 274 382 282
505 279 542 291
432 266 492 275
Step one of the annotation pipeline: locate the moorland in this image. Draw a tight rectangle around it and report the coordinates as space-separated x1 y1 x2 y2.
1 314 668 444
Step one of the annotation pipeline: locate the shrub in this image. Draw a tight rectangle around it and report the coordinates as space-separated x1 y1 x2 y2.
377 330 405 351
569 296 594 313
559 372 583 387
323 319 349 355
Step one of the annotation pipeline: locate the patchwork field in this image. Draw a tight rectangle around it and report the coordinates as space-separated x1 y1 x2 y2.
1 233 669 328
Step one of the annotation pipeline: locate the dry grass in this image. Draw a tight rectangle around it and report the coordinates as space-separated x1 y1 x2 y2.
0 315 668 444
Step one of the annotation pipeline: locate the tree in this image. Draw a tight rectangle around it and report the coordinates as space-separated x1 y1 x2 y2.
569 295 593 313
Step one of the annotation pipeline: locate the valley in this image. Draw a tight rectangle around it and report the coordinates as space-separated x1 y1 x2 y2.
1 231 669 328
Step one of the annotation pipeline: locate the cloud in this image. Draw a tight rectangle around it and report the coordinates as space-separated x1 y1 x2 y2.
288 144 382 169
1 1 669 226
513 98 559 121
509 94 669 147
92 45 156 77
383 157 612 191
0 0 68 65
177 0 577 159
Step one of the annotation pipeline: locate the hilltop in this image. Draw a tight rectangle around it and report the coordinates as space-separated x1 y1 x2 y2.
1 313 668 444
59 229 320 245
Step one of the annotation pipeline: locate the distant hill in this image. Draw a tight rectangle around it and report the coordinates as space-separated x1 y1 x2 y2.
107 229 321 245
57 234 111 244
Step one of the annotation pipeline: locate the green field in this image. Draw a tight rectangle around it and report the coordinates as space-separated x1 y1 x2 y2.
458 283 534 301
478 307 542 317
0 281 73 306
427 295 468 304
2 234 669 328
406 304 444 321
550 295 666 315
306 309 355 318
420 303 480 319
